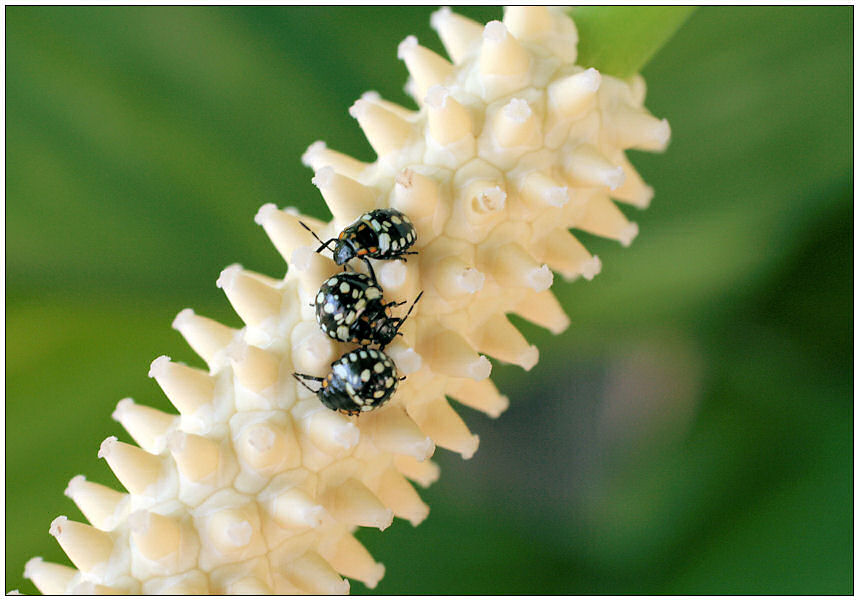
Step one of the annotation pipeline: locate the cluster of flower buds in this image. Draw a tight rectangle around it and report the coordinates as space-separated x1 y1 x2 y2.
26 6 669 594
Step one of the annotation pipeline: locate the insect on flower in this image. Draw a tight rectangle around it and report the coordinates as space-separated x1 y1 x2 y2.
294 347 403 415
299 208 417 281
313 271 423 349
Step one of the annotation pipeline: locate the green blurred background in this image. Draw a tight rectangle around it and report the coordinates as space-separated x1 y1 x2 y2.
6 6 852 594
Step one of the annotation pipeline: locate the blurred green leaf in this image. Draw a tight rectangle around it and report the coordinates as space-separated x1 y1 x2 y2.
570 6 697 77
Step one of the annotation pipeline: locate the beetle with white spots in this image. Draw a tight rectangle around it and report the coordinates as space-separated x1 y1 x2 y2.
299 208 418 280
312 271 422 349
293 347 402 415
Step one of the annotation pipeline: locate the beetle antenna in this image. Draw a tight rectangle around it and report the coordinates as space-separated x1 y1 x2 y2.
292 372 324 393
387 291 424 345
399 291 423 324
298 220 336 253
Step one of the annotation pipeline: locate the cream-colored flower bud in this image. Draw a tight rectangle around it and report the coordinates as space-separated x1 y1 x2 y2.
148 355 214 417
398 36 454 103
171 308 237 369
98 436 169 497
64 475 128 532
112 397 177 454
24 557 77 595
425 85 474 147
480 20 530 78
311 166 378 227
301 140 369 180
254 203 324 265
49 516 115 573
430 7 483 64
217 264 283 327
321 478 393 531
349 98 416 157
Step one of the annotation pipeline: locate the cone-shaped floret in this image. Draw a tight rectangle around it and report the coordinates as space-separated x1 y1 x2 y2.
390 167 443 231
301 140 369 180
446 171 508 243
49 516 115 573
468 314 539 370
479 21 530 78
611 155 655 209
289 320 339 376
425 86 474 146
446 377 510 418
503 6 554 38
233 416 301 476
503 6 578 62
361 90 418 121
564 144 625 191
531 228 602 281
520 171 570 209
311 166 378 226
98 436 168 497
430 7 484 64
419 327 492 381
375 467 430 526
288 245 339 300
195 497 267 570
64 475 128 532
394 455 440 489
376 258 416 298
323 533 385 589
431 255 485 298
171 308 237 369
609 106 671 152
112 398 177 454
321 478 394 531
382 345 421 379
398 35 454 103
282 551 350 595
128 509 194 566
264 484 326 530
226 339 280 393
254 204 326 266
363 404 435 461
576 195 639 247
406 397 479 459
217 264 283 327
305 408 360 456
548 68 601 121
167 431 223 483
24 557 77 595
491 97 542 149
209 512 255 553
513 288 571 335
349 97 416 158
483 242 553 292
148 355 215 417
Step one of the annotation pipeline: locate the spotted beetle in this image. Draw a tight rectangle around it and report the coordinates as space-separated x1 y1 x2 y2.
293 347 402 415
300 208 417 280
313 271 423 349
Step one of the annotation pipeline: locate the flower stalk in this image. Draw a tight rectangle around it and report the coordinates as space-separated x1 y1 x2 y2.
24 6 674 594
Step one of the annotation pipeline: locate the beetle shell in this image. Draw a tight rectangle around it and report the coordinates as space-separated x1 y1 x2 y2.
319 347 399 415
315 272 385 344
337 208 417 263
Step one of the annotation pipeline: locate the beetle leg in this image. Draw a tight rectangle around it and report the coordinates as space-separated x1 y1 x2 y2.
361 257 377 283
